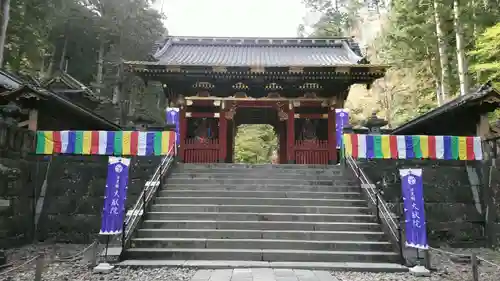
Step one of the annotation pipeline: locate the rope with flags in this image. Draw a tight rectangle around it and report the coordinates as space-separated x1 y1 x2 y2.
343 134 483 160
35 131 175 156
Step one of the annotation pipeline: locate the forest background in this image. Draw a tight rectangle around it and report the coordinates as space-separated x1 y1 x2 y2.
0 0 498 163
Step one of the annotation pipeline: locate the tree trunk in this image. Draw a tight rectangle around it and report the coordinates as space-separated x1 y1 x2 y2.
453 0 469 96
430 45 443 106
58 37 67 71
45 48 56 79
0 0 11 67
95 39 105 94
433 0 450 102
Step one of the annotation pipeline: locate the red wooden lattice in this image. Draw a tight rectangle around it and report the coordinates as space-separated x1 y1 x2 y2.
183 138 219 163
294 140 329 165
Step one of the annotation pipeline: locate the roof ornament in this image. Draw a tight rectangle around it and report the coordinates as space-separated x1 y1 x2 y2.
357 57 370 64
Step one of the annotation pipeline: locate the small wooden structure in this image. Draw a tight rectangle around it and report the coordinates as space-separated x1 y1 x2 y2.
126 36 388 164
0 70 121 131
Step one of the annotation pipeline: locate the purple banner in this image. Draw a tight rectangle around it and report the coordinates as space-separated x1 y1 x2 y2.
336 109 349 148
99 157 131 235
400 168 428 249
166 107 180 145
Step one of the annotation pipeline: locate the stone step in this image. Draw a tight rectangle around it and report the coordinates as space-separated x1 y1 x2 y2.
141 220 381 232
173 168 345 176
125 248 400 263
169 173 347 180
165 184 359 193
136 229 387 241
177 163 343 170
150 204 369 214
146 212 376 223
167 178 356 186
130 238 393 252
153 197 367 207
117 260 409 272
158 190 363 199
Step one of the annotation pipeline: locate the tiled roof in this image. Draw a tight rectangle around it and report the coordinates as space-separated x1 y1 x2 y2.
0 70 121 131
392 81 500 135
151 36 366 67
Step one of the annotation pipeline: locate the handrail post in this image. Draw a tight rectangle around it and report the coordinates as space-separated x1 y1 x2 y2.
121 218 126 249
398 201 405 265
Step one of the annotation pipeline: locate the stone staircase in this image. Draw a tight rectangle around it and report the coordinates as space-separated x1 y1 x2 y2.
121 163 407 272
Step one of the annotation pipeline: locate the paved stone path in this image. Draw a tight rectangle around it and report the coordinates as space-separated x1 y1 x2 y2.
190 268 339 281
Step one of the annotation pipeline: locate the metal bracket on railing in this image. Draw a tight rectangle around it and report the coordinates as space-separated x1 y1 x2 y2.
376 191 381 224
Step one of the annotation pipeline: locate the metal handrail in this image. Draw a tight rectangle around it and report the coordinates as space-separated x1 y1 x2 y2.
123 146 176 245
345 155 399 241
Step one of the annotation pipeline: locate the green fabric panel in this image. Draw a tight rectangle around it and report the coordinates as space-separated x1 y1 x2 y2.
74 131 83 154
451 136 459 159
412 135 422 158
35 131 45 154
154 132 162 156
373 135 383 158
114 131 123 155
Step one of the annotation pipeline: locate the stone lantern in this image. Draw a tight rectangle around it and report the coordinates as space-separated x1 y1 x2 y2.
362 111 388 135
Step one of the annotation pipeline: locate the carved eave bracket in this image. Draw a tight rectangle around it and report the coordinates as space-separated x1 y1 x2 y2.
233 82 249 91
193 82 214 97
276 101 288 121
299 83 322 98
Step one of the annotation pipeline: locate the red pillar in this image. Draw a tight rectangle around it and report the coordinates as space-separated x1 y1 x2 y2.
279 122 287 164
287 103 295 164
179 106 187 162
328 107 337 164
219 106 227 163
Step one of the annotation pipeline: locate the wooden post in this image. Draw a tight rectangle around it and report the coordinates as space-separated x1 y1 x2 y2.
219 104 227 163
179 106 187 162
34 251 44 281
287 102 295 164
328 107 336 164
471 253 479 281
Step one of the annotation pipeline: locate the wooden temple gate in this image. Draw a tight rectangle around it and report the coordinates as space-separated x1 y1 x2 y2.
178 96 339 164
125 36 387 164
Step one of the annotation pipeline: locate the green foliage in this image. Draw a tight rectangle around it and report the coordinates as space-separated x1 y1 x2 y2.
469 23 500 86
0 0 166 124
303 0 500 128
234 125 277 164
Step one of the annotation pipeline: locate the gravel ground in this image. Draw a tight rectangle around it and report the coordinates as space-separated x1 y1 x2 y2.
332 248 500 281
2 243 500 281
0 243 195 281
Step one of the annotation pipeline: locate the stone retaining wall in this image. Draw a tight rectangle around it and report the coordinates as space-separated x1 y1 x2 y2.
358 159 485 246
0 155 160 247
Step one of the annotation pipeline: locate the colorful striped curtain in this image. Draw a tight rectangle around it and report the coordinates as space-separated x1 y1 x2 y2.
343 134 483 161
35 131 175 156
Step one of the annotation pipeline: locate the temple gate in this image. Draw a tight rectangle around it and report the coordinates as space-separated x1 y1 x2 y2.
125 36 387 164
